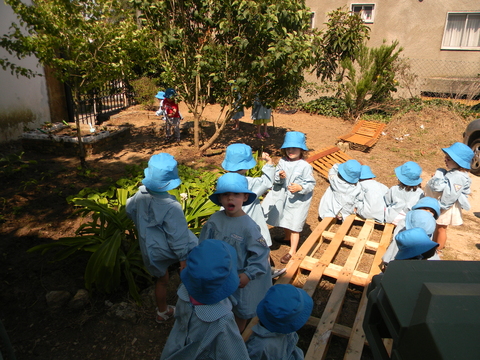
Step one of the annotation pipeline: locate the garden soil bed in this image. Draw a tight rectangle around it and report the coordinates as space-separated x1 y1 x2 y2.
1 103 480 359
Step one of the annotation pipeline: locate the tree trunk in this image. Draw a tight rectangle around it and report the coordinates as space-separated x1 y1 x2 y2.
73 89 87 168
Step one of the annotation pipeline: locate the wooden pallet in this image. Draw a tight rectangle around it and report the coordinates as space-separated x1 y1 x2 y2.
243 215 394 360
338 120 385 151
306 146 353 179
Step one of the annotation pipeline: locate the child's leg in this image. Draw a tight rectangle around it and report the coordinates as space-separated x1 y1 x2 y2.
263 123 269 137
284 228 292 241
256 124 263 138
235 315 248 333
155 272 170 313
434 225 448 250
173 117 181 142
289 231 300 256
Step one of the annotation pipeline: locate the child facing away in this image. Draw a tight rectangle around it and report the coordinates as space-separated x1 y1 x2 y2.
222 144 286 278
384 161 424 225
163 88 183 143
199 172 272 332
262 132 316 264
126 153 198 323
382 208 439 266
355 165 388 223
424 142 474 250
251 98 271 139
318 159 362 221
160 239 250 360
394 227 439 261
246 284 313 360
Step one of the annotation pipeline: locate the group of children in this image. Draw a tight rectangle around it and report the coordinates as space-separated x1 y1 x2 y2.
127 131 315 359
319 141 474 262
126 124 474 358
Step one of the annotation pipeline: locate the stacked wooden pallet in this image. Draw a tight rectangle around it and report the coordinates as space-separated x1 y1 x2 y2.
243 215 394 360
337 120 385 151
306 146 353 179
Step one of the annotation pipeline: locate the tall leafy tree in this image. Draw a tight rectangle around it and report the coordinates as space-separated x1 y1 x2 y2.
131 0 321 151
0 0 139 167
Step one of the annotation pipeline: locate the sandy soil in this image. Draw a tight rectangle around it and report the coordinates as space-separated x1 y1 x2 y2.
0 102 479 360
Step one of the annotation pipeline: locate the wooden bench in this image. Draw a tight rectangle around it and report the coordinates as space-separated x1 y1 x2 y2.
338 120 386 151
306 146 353 179
242 215 394 359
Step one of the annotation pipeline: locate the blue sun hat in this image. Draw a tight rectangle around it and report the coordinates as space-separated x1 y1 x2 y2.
338 159 362 184
209 172 256 206
395 227 439 260
222 144 256 172
281 131 308 151
360 165 376 180
412 197 441 219
165 88 177 98
181 239 239 305
442 142 474 170
394 161 422 186
142 153 181 192
257 284 313 334
155 91 165 100
405 210 437 238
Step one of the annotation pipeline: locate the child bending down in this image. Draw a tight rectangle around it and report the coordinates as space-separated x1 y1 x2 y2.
246 284 313 360
355 165 388 223
199 172 272 332
160 239 250 360
319 159 362 221
384 161 423 225
262 132 316 264
126 153 198 323
425 142 474 250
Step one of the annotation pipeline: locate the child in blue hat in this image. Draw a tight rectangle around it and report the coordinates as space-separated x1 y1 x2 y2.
246 284 313 360
384 161 424 225
126 153 198 323
163 88 183 143
394 227 439 261
222 144 286 278
424 142 474 251
155 91 166 117
199 172 272 332
262 132 316 264
160 239 250 360
319 159 362 221
355 165 389 223
382 209 439 266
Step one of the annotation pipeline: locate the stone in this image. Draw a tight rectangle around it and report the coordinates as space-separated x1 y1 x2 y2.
45 291 71 308
68 289 90 310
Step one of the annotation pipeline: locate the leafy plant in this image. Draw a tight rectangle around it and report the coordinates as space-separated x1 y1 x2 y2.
301 97 348 118
130 77 159 111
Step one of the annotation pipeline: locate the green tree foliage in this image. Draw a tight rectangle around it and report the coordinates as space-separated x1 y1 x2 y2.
340 41 403 119
0 0 139 167
130 0 321 151
314 7 370 82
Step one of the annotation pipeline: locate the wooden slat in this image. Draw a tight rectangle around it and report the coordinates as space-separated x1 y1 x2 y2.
305 220 375 360
306 146 353 179
338 120 385 149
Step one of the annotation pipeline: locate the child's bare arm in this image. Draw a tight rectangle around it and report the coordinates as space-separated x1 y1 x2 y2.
261 152 274 166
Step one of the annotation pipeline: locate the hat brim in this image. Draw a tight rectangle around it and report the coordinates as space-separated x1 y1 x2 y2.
338 163 359 184
209 191 256 206
221 158 257 172
257 286 313 334
412 197 440 219
142 177 181 192
280 141 308 151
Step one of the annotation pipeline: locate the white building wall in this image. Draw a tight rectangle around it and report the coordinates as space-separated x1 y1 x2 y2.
0 1 51 143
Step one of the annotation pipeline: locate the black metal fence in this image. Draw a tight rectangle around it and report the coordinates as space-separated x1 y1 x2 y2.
66 80 135 125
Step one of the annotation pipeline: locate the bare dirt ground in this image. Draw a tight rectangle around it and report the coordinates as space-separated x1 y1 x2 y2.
1 103 479 359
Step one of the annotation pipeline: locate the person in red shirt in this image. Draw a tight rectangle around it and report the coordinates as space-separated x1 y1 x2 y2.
163 88 182 143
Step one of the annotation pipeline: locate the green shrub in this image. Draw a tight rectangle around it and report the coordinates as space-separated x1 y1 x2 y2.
300 97 348 118
130 77 159 110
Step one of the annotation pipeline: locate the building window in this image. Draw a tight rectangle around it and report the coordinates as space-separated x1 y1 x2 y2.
442 12 480 50
351 4 375 23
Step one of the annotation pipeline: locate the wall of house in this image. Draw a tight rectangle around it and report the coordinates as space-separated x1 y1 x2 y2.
0 1 52 143
307 0 480 97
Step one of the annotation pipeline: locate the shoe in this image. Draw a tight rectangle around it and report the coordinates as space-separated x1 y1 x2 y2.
156 305 175 323
280 253 292 264
271 267 286 278
256 133 264 139
263 132 270 138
